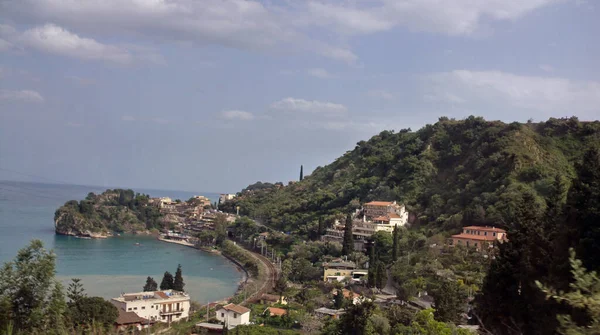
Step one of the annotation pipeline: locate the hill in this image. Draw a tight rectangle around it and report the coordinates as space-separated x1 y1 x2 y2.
54 189 163 237
220 116 600 236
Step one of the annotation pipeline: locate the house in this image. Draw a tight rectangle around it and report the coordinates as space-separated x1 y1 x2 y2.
114 309 154 332
314 307 345 319
265 307 287 317
322 261 356 282
219 194 236 204
363 201 406 221
332 289 367 305
110 290 190 324
259 293 288 305
193 195 212 208
451 226 507 251
215 303 251 329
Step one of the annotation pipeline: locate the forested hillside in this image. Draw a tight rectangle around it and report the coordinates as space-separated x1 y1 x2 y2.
221 116 600 235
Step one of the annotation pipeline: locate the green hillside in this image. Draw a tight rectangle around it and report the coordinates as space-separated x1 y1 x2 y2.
221 116 600 235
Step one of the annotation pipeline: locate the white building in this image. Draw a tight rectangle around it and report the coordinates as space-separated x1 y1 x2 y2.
215 303 251 329
111 290 190 324
219 193 236 204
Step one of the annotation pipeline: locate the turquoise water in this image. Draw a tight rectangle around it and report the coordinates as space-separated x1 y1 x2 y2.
0 181 242 302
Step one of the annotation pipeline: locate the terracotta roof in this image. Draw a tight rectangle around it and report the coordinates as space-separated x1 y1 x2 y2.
388 213 401 218
462 226 506 233
333 289 360 299
266 307 287 316
155 291 169 299
222 303 250 314
116 309 149 325
451 233 501 241
365 201 393 206
373 215 390 222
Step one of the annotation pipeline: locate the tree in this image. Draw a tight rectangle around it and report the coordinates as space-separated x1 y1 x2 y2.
569 148 600 271
45 281 68 334
173 264 185 291
300 165 304 181
375 261 386 290
143 276 158 292
537 249 600 335
342 213 354 256
0 240 57 332
397 309 472 335
274 275 287 300
392 225 400 262
334 289 345 309
160 271 174 290
431 280 467 323
69 296 118 329
337 300 376 335
367 241 376 288
67 278 86 302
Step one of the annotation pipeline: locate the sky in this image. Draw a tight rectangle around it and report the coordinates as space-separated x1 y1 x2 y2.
0 0 599 193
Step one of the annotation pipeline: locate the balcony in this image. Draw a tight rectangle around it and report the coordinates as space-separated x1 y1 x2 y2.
160 309 184 315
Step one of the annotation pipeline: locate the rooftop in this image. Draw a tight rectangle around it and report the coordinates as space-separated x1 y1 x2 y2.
116 309 150 325
220 303 250 314
451 233 502 241
315 307 345 316
113 290 189 303
365 201 394 206
462 226 506 232
266 307 287 316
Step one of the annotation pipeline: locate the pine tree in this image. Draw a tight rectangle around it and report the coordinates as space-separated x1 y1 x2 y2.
46 281 67 334
160 271 174 290
67 278 86 303
334 289 345 309
341 213 354 256
431 281 467 323
300 165 304 181
173 264 185 291
143 276 158 292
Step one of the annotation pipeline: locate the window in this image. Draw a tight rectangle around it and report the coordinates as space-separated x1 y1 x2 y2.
128 308 132 311
162 316 165 320
234 313 238 318
484 232 487 236
221 313 225 318
474 243 478 247
493 232 496 236
142 306 145 310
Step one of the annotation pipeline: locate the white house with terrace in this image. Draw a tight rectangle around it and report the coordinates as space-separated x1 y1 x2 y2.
111 290 190 324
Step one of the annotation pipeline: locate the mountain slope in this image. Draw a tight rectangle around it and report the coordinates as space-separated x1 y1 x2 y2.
221 116 600 236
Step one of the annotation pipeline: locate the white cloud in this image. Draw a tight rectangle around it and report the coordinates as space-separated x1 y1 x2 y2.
539 64 554 72
0 0 355 63
18 24 132 64
424 70 600 116
220 110 255 121
0 89 44 103
305 0 563 36
0 38 12 51
307 68 332 79
270 98 347 116
121 115 135 121
367 89 395 100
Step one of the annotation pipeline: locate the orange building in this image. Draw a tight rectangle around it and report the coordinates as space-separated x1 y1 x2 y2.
451 226 507 251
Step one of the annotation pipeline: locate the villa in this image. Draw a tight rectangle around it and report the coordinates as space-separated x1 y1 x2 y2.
111 290 190 324
451 226 507 251
215 303 251 329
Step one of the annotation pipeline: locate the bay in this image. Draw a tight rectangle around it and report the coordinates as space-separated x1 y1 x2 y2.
0 181 242 303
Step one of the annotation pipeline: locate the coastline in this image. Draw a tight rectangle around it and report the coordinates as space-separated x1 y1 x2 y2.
157 237 250 298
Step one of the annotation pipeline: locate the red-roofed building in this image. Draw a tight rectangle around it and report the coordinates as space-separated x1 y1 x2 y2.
451 226 507 251
216 303 251 329
265 307 287 317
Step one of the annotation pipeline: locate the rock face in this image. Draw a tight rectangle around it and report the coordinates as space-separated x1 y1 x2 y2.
54 189 163 238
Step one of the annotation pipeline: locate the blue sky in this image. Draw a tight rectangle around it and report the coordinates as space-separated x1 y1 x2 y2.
0 0 598 193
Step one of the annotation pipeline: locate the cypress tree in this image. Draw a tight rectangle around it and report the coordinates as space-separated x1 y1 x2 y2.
392 225 399 262
367 241 376 288
173 264 185 291
375 261 386 289
300 165 304 181
341 213 354 255
160 271 174 290
143 276 158 292
317 217 324 236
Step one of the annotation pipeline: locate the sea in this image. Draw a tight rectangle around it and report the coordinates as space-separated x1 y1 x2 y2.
0 181 242 303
